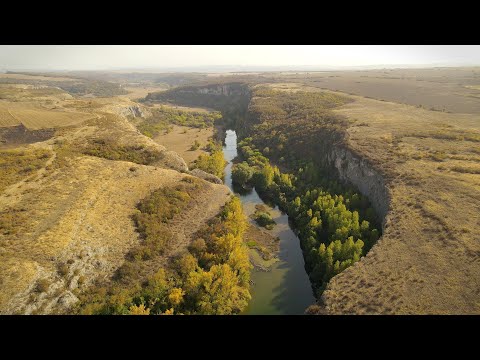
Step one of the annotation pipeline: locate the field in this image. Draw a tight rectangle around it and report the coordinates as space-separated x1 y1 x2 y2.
153 125 214 166
0 103 19 127
0 73 75 82
270 67 480 114
0 101 95 130
151 103 212 113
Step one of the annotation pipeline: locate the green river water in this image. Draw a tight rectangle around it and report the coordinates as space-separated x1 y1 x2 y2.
222 129 315 315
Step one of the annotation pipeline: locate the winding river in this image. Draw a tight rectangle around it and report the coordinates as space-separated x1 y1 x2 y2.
223 129 315 315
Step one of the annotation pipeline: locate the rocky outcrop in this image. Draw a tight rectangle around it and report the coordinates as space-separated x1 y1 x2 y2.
111 104 150 119
189 168 223 184
192 83 250 96
327 146 390 224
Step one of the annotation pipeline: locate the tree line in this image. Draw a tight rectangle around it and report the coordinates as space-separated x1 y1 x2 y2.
231 88 380 296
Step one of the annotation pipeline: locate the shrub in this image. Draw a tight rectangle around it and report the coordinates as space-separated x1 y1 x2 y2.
190 140 201 151
36 279 51 293
58 263 69 277
83 141 163 165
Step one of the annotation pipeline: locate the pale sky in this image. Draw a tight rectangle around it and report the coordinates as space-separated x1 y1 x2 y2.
1 45 479 71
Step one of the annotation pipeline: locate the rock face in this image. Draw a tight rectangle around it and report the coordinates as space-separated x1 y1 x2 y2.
189 168 223 184
193 83 250 96
112 104 150 118
327 146 390 224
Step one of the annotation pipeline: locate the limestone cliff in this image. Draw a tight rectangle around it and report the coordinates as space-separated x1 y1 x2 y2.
327 146 390 225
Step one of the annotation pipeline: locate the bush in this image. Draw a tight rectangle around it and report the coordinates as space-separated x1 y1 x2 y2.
83 141 163 165
57 263 69 277
252 206 276 229
190 140 201 151
36 279 50 293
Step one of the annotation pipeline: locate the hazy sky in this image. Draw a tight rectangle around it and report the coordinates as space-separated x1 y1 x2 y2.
1 45 479 71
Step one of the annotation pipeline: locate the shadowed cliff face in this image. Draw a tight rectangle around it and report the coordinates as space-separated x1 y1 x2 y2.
144 83 250 116
191 84 250 96
327 146 390 225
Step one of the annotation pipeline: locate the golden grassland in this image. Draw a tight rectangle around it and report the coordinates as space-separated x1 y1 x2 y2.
0 100 96 130
9 107 95 130
149 103 212 113
152 125 214 166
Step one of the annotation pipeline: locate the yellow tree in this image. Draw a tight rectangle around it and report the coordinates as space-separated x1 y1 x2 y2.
128 304 151 315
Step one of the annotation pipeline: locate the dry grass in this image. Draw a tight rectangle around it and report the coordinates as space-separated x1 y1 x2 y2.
9 107 94 130
0 114 17 127
0 101 95 130
316 91 480 314
0 148 51 193
153 125 214 166
465 85 480 91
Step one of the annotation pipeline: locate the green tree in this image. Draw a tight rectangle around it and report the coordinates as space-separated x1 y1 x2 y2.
232 162 254 187
256 164 274 191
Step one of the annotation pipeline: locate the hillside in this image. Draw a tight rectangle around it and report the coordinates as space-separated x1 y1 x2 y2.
0 75 233 314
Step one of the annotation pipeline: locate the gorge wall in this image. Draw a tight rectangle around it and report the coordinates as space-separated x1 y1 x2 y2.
327 146 390 225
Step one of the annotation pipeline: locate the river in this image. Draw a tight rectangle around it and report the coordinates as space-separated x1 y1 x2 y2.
223 129 315 315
